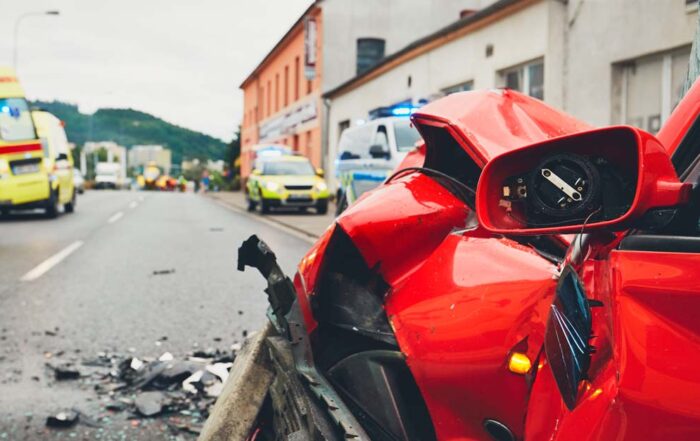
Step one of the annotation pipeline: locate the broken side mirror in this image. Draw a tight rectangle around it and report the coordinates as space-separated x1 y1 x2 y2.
476 126 691 234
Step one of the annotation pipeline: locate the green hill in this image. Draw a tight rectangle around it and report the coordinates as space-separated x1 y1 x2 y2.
30 100 227 165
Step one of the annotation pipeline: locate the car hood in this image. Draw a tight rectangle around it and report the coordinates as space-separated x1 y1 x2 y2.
261 175 321 186
411 89 592 166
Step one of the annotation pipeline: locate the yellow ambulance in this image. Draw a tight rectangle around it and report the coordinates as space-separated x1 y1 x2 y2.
32 110 76 215
0 67 73 217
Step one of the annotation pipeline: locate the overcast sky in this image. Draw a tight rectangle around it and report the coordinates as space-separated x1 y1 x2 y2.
0 0 313 142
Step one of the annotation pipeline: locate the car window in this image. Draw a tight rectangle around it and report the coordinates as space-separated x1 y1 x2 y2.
338 125 373 160
263 161 315 176
0 98 35 142
374 125 389 150
394 120 422 152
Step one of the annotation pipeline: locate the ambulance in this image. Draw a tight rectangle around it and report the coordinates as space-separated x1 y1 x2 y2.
0 67 64 217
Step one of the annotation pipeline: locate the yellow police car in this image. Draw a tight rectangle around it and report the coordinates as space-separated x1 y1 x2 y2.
246 155 329 214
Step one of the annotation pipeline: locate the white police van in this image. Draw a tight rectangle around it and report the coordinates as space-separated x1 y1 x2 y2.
334 116 421 215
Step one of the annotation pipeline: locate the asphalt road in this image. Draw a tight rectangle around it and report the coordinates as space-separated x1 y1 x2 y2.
0 190 315 440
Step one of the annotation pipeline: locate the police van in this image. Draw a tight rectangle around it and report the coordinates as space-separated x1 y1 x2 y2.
334 116 421 215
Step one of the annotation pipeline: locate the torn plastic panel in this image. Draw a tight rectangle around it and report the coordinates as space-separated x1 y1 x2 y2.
237 235 372 441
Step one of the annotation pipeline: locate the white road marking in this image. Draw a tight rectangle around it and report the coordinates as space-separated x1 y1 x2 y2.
129 201 138 209
21 241 84 282
108 211 124 224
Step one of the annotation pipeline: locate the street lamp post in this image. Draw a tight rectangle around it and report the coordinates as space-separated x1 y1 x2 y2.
13 10 60 70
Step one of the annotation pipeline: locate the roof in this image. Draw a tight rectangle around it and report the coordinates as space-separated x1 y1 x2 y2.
239 1 321 89
323 0 537 99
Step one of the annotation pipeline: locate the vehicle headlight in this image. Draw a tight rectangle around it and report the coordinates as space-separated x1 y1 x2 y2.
0 159 9 174
265 181 280 192
315 181 327 191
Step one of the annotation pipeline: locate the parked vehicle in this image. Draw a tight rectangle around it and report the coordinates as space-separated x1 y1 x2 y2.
0 67 55 217
94 162 123 189
334 117 422 215
140 161 162 190
32 110 76 216
73 168 85 194
245 154 330 214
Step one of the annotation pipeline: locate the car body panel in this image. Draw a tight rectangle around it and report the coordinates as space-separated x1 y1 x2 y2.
292 90 594 439
523 78 700 440
411 89 592 165
385 233 556 439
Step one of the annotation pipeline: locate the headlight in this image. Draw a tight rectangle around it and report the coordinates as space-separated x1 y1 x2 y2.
315 181 327 191
265 181 280 192
0 159 9 173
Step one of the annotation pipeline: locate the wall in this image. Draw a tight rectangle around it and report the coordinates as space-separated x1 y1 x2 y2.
321 0 485 91
326 0 550 179
240 7 324 176
563 0 697 126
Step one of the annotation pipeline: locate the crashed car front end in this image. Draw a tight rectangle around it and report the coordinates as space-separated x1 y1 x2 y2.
207 90 592 441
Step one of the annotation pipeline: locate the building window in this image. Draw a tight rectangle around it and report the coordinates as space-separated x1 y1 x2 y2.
275 73 280 112
613 46 691 133
284 66 289 107
500 59 544 100
357 38 386 75
442 80 474 95
267 80 271 117
294 56 300 100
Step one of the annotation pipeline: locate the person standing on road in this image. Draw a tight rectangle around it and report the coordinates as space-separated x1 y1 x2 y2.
201 170 210 193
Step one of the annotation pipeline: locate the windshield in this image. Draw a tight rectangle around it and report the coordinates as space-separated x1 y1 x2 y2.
0 98 36 142
263 160 315 176
394 120 422 151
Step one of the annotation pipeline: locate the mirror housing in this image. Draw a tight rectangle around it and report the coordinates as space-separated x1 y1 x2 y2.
56 153 69 162
369 144 390 159
316 168 324 177
476 126 691 235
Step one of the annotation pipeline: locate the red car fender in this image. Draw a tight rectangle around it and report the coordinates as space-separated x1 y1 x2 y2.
336 173 471 286
385 233 558 440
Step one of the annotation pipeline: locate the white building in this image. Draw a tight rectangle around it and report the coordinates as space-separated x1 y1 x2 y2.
324 0 698 181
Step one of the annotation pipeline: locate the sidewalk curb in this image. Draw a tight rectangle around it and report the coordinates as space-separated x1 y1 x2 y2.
206 193 323 241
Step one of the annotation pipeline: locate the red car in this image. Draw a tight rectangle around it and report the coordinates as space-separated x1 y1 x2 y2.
223 83 700 441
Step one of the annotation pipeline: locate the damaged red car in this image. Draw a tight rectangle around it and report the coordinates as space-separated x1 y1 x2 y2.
220 82 700 441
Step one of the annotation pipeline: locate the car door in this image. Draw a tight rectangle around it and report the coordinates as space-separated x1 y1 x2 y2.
601 126 700 440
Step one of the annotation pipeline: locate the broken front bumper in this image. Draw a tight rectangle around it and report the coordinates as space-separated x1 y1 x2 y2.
200 235 371 441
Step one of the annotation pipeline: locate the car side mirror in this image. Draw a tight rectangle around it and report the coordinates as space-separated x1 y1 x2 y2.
56 153 69 162
369 144 390 159
316 168 324 177
251 169 262 176
476 126 691 234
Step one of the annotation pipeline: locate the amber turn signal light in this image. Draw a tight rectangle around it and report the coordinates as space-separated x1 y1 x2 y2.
508 352 532 375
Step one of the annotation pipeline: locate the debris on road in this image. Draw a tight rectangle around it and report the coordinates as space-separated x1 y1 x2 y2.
152 269 175 276
135 391 166 417
41 346 236 436
46 410 79 428
47 363 81 380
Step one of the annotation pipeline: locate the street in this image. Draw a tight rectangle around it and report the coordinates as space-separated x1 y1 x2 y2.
0 190 316 439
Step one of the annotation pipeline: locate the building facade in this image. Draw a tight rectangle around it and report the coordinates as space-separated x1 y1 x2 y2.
239 0 479 179
324 0 697 185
